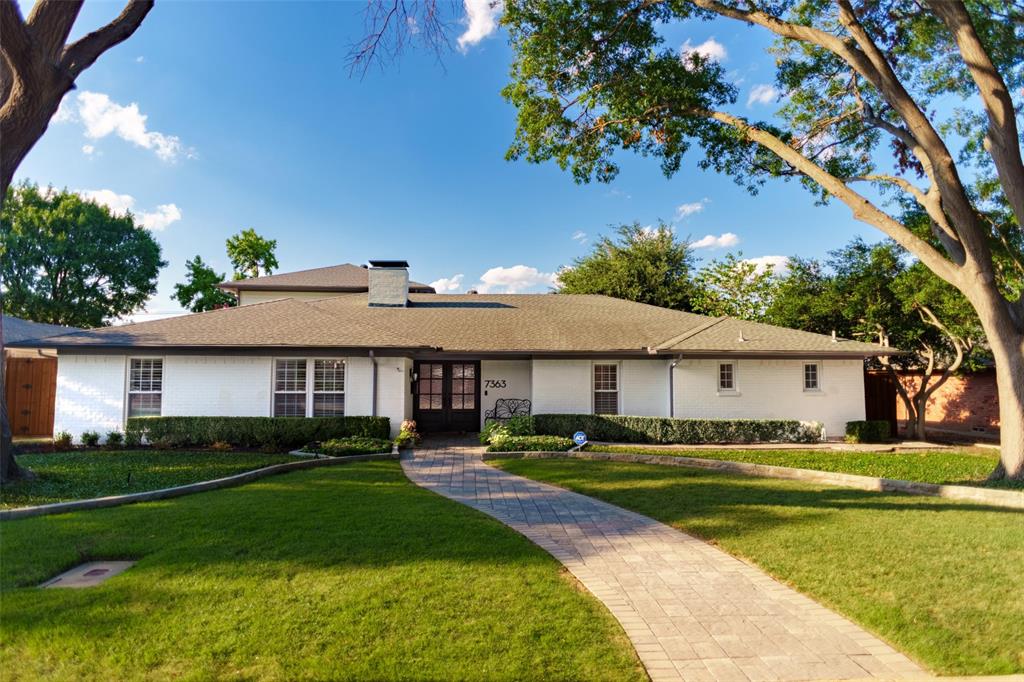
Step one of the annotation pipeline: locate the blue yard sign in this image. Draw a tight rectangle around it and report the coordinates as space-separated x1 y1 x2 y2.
573 431 588 446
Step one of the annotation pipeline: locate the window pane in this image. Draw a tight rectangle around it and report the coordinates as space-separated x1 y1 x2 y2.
462 394 474 410
130 358 163 392
594 364 617 391
314 360 344 392
128 392 161 417
428 364 443 378
274 393 306 417
430 395 442 410
451 395 464 410
804 364 818 389
419 394 433 410
594 392 618 415
275 359 306 392
719 364 734 390
313 393 345 417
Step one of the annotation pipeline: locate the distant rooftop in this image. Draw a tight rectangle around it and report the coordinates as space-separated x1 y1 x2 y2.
2 315 82 345
218 263 435 293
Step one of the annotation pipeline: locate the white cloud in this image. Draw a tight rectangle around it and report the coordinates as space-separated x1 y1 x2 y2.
691 232 740 249
675 198 709 220
681 38 727 65
138 204 182 231
430 274 465 292
76 189 182 231
747 83 780 107
54 91 192 162
571 230 588 245
457 0 503 51
744 255 790 275
135 56 145 63
476 265 556 293
82 144 96 155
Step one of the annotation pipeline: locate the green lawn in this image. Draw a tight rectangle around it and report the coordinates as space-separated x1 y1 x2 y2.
0 461 644 681
1 450 299 509
493 457 1024 676
585 444 1022 489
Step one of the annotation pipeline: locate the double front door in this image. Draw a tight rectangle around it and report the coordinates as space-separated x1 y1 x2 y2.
413 361 480 433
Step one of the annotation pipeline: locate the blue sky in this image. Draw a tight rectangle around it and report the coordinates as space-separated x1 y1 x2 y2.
16 1 882 319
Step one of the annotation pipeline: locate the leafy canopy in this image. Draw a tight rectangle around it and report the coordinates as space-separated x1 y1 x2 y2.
1 182 165 327
692 253 781 322
226 228 279 280
557 222 696 310
173 255 237 313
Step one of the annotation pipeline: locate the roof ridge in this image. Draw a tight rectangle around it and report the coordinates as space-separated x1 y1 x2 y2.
655 316 728 350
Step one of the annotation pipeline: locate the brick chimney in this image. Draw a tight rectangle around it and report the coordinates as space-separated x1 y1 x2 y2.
367 260 410 307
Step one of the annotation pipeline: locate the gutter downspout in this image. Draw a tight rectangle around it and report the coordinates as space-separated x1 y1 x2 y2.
369 350 378 417
668 355 681 419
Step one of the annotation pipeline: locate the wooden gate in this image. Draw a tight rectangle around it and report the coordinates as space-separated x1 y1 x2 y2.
4 356 58 437
864 370 898 437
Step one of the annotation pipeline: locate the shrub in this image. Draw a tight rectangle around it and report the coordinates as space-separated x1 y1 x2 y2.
209 440 234 451
533 414 823 444
487 435 574 452
125 416 391 449
105 431 124 447
80 431 101 447
845 420 891 444
314 437 392 456
53 431 73 449
394 420 421 448
480 415 537 445
124 429 142 448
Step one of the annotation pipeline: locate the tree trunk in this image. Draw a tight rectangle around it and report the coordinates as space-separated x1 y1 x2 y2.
912 393 929 442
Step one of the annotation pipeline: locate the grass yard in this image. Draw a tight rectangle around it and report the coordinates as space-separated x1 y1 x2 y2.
0 450 299 509
493 457 1024 676
0 461 644 681
586 444 1021 489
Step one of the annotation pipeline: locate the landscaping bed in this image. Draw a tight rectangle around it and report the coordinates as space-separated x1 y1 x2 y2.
0 462 644 680
585 444 1021 489
0 450 298 509
491 457 1024 676
301 436 393 456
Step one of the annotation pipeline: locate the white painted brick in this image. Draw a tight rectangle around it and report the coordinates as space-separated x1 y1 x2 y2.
621 359 670 417
54 354 126 442
531 360 592 413
163 356 272 417
480 360 532 428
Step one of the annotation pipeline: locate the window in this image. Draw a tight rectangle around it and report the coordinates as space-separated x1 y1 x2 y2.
313 360 345 416
718 362 736 392
803 362 820 391
128 358 163 417
450 363 476 410
593 364 619 415
418 363 444 410
274 359 307 417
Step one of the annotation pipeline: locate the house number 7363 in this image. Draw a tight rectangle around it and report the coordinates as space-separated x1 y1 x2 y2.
484 379 507 389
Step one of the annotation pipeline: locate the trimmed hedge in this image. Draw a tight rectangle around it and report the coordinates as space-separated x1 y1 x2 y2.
309 437 393 456
534 414 823 444
126 416 391 449
845 420 891 444
487 435 575 453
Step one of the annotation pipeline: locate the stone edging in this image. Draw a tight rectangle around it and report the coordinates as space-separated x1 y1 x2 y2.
0 452 398 521
482 451 1024 510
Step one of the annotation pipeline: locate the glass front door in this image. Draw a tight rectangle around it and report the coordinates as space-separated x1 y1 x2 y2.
413 361 480 433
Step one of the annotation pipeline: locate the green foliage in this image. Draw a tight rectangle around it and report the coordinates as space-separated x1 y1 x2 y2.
53 431 72 450
124 429 142 448
394 419 422 448
486 435 575 452
104 431 124 448
479 419 503 445
312 437 392 456
0 182 166 327
845 420 893 444
480 415 537 445
226 228 279 280
173 255 237 312
80 431 100 447
692 252 781 322
125 416 390 449
557 223 696 310
534 414 823 444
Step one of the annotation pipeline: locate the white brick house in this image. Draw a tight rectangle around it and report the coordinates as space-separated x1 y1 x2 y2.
12 261 889 440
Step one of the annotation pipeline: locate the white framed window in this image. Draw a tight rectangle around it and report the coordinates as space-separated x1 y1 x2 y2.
803 362 821 391
718 362 736 392
593 363 619 415
313 359 345 416
127 358 163 417
273 359 307 417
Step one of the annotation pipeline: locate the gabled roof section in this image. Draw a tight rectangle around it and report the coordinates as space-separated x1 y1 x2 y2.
218 263 436 293
1 315 81 345
16 292 893 357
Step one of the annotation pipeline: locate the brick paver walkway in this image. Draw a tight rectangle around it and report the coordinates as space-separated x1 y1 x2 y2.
401 436 926 682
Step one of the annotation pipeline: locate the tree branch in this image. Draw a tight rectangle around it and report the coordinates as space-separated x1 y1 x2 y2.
0 1 35 85
60 0 153 79
26 0 83 61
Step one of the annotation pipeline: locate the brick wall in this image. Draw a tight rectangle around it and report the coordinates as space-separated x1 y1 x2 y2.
895 371 1000 439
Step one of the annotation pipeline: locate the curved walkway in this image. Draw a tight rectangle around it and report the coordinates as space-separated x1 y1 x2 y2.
402 437 925 682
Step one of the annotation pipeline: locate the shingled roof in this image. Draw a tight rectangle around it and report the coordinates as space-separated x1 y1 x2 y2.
2 315 81 345
13 293 891 357
219 264 436 293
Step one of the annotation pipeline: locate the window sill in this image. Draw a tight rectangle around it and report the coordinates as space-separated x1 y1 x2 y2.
716 390 741 397
802 390 825 396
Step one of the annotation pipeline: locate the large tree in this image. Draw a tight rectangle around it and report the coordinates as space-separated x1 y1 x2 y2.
494 0 1024 479
1 183 166 327
173 255 236 312
691 253 780 322
226 228 279 280
557 222 696 309
1 0 154 481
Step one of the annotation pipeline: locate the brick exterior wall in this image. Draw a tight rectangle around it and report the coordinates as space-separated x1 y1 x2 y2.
896 371 1000 439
